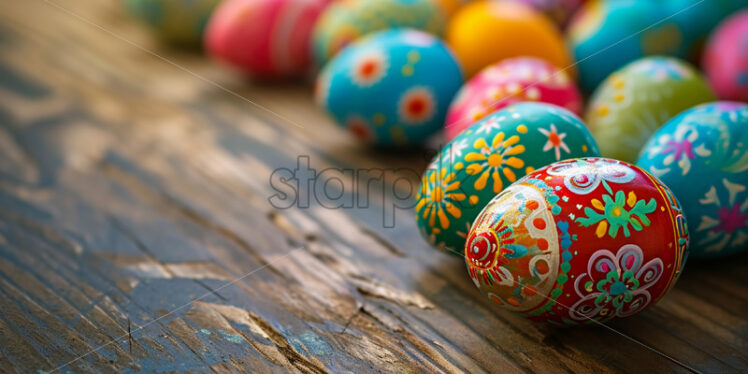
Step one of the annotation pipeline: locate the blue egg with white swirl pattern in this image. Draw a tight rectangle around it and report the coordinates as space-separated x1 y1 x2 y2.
315 29 463 146
637 102 748 257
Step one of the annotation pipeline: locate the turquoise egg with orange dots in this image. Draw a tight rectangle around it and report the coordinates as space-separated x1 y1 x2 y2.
316 29 462 146
637 102 748 258
311 0 447 65
416 102 600 253
463 158 689 325
125 0 221 46
567 0 686 93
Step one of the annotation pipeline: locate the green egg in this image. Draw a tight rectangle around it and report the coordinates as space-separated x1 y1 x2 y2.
126 0 220 47
312 0 446 65
585 56 715 162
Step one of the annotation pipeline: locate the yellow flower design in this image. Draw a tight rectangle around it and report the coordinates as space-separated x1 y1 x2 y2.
464 132 525 193
416 167 466 232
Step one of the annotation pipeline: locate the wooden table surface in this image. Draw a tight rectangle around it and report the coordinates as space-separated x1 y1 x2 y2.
0 1 746 373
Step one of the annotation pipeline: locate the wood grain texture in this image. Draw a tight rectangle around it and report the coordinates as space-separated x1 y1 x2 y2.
0 1 745 373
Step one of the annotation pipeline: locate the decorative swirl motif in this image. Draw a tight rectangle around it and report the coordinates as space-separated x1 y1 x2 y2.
695 178 748 254
593 257 616 274
618 292 652 318
569 244 663 321
466 229 503 270
636 259 665 284
465 219 515 287
546 158 636 195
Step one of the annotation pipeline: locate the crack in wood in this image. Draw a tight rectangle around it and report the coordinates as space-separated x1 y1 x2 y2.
351 276 434 310
340 304 364 335
127 317 133 355
247 312 329 374
356 224 406 258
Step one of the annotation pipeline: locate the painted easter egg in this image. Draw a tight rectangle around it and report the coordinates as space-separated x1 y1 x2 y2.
205 0 329 78
568 0 685 93
126 0 221 46
445 57 583 141
703 10 748 101
586 57 715 162
446 1 572 78
316 29 462 146
665 0 746 59
312 0 446 65
465 158 689 325
416 103 600 252
637 102 748 258
511 0 584 26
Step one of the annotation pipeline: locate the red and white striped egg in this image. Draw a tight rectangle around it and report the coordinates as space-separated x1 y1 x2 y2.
205 0 331 78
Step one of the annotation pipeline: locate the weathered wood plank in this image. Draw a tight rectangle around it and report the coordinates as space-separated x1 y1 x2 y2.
0 0 745 373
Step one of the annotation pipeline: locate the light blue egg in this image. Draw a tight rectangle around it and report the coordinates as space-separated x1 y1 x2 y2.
568 0 684 93
664 0 747 59
637 102 748 257
316 29 463 146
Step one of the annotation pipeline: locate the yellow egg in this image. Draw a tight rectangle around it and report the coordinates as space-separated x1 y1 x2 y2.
446 1 572 77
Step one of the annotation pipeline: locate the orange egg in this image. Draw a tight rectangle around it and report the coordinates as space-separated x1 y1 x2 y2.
446 1 572 77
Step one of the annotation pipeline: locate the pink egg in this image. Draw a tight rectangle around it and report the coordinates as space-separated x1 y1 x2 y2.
703 10 748 101
205 0 330 78
444 57 582 140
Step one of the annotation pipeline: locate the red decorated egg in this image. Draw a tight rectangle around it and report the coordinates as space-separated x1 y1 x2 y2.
464 158 689 325
445 57 582 140
205 0 329 78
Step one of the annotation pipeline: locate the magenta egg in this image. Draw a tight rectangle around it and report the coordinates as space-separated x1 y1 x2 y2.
703 10 748 101
445 57 582 141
